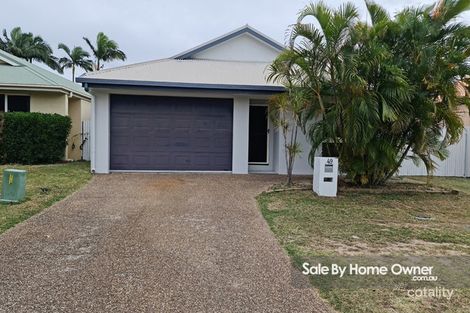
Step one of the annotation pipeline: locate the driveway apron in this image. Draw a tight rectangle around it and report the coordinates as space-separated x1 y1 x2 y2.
0 174 332 313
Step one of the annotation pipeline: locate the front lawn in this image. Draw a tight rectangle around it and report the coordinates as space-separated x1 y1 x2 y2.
259 177 470 313
0 162 91 234
409 176 470 195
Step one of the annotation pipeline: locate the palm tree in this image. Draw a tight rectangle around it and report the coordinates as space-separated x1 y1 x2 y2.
83 32 126 71
0 27 61 72
58 43 93 82
268 0 470 185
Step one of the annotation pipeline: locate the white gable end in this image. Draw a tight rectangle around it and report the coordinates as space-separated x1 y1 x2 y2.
191 33 280 62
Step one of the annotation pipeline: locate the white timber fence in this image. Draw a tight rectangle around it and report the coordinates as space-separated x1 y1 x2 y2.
398 127 470 177
81 120 91 161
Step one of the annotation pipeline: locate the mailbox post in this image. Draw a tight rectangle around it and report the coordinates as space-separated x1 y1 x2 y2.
313 157 338 197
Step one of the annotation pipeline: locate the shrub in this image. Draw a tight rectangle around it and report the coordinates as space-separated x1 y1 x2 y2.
0 112 71 164
269 0 470 186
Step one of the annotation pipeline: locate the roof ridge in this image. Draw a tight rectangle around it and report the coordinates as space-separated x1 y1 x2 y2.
171 25 284 59
79 58 272 80
0 54 20 66
81 58 171 78
26 62 90 98
174 59 271 64
23 63 61 86
81 58 271 79
0 49 25 66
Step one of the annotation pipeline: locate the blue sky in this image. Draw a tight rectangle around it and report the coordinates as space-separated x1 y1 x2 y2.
2 0 468 80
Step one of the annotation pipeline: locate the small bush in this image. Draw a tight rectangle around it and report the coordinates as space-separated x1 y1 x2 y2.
0 112 71 164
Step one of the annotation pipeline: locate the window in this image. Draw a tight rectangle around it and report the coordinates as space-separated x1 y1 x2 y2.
0 95 4 112
7 95 30 112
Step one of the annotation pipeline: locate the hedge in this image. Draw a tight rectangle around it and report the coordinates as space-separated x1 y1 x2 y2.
0 112 71 164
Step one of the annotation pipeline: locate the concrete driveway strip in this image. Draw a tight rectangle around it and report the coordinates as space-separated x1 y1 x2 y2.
0 174 332 313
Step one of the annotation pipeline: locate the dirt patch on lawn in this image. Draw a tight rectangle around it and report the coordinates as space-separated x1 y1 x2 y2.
309 238 469 256
268 178 456 195
339 182 457 195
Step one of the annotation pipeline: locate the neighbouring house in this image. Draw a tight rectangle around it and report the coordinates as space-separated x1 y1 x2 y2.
0 49 91 161
77 25 313 174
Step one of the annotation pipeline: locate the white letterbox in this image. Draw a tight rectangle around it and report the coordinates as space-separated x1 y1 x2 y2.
313 157 338 197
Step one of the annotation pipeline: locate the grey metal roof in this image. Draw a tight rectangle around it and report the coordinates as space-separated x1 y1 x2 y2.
76 58 284 92
0 49 91 99
77 26 286 93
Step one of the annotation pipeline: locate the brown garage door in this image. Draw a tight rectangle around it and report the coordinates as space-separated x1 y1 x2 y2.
110 95 233 171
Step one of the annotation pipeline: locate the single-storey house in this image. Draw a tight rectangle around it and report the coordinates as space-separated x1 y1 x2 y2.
77 25 314 174
0 49 91 160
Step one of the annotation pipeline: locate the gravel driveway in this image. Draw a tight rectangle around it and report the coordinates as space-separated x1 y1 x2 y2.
0 174 332 313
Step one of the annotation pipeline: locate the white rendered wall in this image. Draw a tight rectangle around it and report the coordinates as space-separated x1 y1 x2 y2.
192 34 280 62
275 125 313 175
232 96 250 174
92 91 110 173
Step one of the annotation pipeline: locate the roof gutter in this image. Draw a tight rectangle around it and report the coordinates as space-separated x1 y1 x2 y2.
76 78 285 94
0 84 91 101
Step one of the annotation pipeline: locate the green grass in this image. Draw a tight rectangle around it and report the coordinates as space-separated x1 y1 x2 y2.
0 162 91 234
259 178 470 313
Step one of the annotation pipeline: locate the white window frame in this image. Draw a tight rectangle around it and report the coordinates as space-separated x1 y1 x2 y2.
3 94 31 112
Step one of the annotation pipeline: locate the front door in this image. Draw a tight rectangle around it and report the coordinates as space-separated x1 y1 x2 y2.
248 105 268 164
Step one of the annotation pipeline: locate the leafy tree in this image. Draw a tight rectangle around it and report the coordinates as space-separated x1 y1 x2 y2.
0 27 61 72
375 0 470 180
58 43 93 82
269 0 470 185
268 43 311 186
83 32 126 71
268 90 308 186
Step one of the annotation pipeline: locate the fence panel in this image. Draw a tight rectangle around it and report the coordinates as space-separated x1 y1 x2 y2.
81 120 91 161
398 127 469 177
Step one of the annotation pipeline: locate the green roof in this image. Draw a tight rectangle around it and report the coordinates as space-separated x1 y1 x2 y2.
0 49 90 99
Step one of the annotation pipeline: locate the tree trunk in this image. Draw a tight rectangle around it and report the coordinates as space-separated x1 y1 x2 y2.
72 66 75 82
382 144 412 183
287 165 293 186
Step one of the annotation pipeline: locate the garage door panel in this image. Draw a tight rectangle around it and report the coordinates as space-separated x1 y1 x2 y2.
150 137 171 147
151 154 172 165
111 154 131 168
193 119 213 129
110 95 233 171
192 155 212 166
